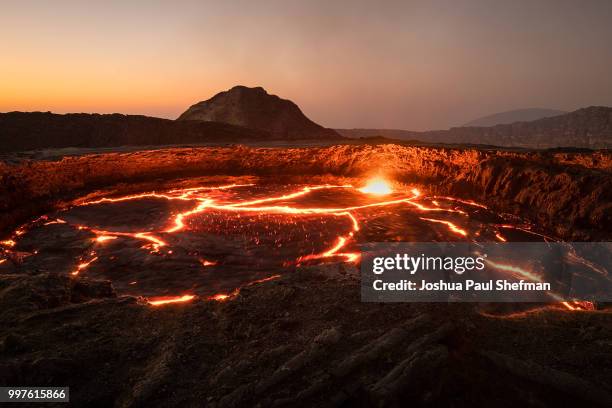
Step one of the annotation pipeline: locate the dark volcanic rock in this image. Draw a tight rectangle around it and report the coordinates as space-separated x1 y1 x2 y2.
337 106 612 149
0 111 273 153
463 108 567 127
1 268 610 407
178 85 341 140
0 145 609 240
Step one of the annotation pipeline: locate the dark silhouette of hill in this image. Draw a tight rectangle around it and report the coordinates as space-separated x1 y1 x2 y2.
0 111 277 153
336 106 612 149
2 104 609 152
0 86 342 152
463 108 566 127
178 86 340 140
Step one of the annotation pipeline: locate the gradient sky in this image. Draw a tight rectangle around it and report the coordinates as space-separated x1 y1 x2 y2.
1 0 612 130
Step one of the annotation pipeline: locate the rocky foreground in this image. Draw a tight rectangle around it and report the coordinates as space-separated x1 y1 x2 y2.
1 264 611 407
0 144 610 407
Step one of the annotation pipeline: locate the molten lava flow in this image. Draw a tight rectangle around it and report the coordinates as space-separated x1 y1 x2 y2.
484 259 596 311
134 233 167 252
434 196 488 209
166 183 255 194
207 274 282 302
148 294 195 306
419 217 468 237
407 201 466 215
496 224 556 241
3 178 595 313
95 235 118 243
359 178 393 195
87 229 168 253
227 184 353 208
71 256 98 276
0 239 16 247
561 301 595 311
297 236 360 264
209 293 232 301
166 200 211 233
485 259 542 283
43 218 67 225
250 274 282 284
79 183 254 207
494 232 507 242
80 192 190 206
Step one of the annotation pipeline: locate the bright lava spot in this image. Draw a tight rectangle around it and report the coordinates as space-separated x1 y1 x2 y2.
561 301 595 311
359 178 393 195
95 235 118 243
71 256 98 275
494 231 507 242
209 293 231 301
44 218 67 225
200 259 217 266
485 259 542 282
148 294 195 306
1 239 16 247
419 217 468 237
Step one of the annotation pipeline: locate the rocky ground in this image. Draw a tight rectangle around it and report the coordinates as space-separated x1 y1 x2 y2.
1 265 611 407
0 144 610 407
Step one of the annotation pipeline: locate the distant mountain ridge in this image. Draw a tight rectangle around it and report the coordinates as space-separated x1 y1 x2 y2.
0 112 274 152
336 106 612 149
1 93 610 152
463 108 567 127
178 86 340 140
0 86 342 152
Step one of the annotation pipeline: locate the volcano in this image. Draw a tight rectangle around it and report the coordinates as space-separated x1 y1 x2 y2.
0 144 611 407
178 85 342 140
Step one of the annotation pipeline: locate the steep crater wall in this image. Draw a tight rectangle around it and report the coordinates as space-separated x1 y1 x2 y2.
0 145 610 240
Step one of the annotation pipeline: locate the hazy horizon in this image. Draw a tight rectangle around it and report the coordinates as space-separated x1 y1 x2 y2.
2 0 612 131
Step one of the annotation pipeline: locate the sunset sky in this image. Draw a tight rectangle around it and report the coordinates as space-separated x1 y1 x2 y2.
1 0 611 130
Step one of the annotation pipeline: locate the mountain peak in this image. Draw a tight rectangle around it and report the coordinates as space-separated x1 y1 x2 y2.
178 86 340 140
224 85 269 96
463 108 566 127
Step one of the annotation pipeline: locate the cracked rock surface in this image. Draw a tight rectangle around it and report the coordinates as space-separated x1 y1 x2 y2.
1 266 611 407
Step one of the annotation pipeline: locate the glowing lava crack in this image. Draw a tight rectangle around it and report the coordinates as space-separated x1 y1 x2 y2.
0 178 592 311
